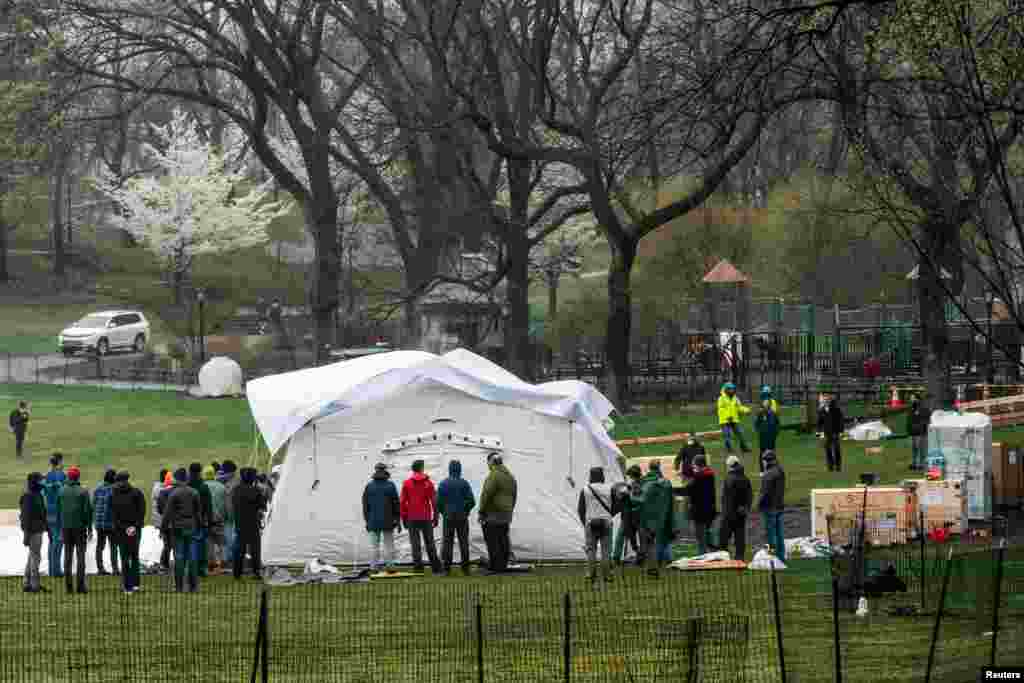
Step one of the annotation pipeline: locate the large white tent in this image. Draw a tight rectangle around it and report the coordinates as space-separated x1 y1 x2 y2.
246 348 624 566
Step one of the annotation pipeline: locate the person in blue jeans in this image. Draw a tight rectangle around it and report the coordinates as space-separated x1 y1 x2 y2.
187 463 212 577
163 468 202 593
757 450 786 560
43 453 67 577
218 461 240 570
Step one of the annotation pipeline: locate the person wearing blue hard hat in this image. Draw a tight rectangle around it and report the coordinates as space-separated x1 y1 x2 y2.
755 386 781 474
717 382 751 454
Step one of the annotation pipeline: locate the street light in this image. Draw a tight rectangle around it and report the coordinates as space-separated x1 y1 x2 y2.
196 288 206 364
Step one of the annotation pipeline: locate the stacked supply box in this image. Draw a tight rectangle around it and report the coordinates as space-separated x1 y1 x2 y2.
811 487 917 545
927 411 992 519
905 479 967 534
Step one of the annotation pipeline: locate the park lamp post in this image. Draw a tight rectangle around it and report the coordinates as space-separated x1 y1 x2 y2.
197 288 206 364
986 287 995 385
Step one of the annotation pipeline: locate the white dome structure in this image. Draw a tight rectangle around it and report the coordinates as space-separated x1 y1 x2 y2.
198 356 244 397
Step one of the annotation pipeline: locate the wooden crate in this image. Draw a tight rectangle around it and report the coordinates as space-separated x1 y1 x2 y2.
906 479 967 534
992 442 1024 508
811 487 916 545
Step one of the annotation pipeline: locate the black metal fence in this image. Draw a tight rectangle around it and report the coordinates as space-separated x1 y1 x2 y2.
1 542 1020 683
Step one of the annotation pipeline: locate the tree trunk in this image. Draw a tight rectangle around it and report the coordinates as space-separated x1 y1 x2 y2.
918 223 959 410
504 158 533 380
307 197 341 364
51 159 66 280
547 274 559 323
604 235 639 411
0 217 8 284
403 298 422 350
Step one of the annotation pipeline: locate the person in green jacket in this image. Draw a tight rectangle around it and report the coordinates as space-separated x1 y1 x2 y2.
478 452 517 573
188 463 213 577
631 460 675 577
58 466 93 594
754 397 780 474
203 465 227 574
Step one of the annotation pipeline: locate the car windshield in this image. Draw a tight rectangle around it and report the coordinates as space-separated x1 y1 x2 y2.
73 315 111 329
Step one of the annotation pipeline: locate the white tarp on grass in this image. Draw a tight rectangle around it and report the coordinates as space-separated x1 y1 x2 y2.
0 525 164 576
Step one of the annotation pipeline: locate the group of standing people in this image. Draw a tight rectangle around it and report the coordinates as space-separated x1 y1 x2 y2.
361 452 517 574
18 454 272 594
19 454 146 594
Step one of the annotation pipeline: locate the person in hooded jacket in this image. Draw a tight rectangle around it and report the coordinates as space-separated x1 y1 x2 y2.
362 463 401 572
578 466 616 583
92 468 120 576
717 383 751 454
907 394 930 471
164 468 202 592
219 461 240 572
400 459 442 573
232 467 266 579
156 470 174 571
479 452 517 573
632 460 675 577
203 465 227 574
680 454 717 555
612 464 644 565
818 396 844 472
437 459 476 574
755 393 781 473
20 472 48 593
757 450 786 561
675 437 705 480
150 468 169 569
59 466 93 594
718 456 753 560
188 463 213 577
110 471 146 594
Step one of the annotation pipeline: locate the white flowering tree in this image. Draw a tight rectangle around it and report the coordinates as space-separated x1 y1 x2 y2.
95 110 289 303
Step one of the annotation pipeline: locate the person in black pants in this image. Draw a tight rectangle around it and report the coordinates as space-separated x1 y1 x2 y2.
231 468 266 579
109 471 146 593
718 456 753 561
436 460 476 574
9 401 29 459
818 395 845 472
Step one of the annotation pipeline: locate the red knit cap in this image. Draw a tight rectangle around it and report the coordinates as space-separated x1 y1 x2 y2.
67 466 81 480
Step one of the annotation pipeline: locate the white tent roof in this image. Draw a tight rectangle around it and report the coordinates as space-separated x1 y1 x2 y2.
246 348 620 462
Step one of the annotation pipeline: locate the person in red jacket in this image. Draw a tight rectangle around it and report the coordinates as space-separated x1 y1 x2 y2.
400 459 442 573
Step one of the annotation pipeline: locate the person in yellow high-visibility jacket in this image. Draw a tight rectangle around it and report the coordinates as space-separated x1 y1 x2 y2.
717 382 751 454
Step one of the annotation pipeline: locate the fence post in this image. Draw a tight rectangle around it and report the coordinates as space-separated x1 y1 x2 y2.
770 562 788 683
6 351 10 382
831 576 842 683
475 595 484 683
990 541 1006 667
925 548 955 683
35 354 39 383
250 588 269 683
919 508 926 613
563 592 572 683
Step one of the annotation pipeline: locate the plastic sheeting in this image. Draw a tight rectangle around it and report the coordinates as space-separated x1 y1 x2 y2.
0 525 164 576
928 411 992 519
846 421 893 441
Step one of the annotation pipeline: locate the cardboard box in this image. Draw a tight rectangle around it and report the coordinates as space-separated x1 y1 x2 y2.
906 479 967 534
811 487 916 545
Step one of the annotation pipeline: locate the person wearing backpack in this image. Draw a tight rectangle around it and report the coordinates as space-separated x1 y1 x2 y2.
755 396 780 474
578 466 616 583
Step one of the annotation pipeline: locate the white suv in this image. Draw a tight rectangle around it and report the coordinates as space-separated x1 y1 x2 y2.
58 311 150 356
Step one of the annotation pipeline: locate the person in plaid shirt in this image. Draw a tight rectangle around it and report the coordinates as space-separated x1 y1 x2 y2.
92 469 120 575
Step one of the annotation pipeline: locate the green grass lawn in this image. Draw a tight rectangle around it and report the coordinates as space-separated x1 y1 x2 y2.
0 558 1020 683
0 383 264 516
614 404 1024 507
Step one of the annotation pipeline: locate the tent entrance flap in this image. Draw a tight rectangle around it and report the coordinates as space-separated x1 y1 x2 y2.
382 431 504 453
